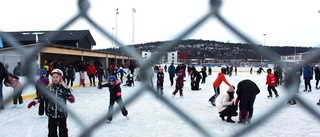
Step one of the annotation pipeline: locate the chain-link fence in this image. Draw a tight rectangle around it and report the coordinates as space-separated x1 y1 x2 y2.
1 0 320 137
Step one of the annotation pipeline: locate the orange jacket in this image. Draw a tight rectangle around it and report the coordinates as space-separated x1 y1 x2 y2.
213 72 231 87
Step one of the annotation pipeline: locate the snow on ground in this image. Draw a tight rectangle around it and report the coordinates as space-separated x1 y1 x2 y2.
1 68 320 137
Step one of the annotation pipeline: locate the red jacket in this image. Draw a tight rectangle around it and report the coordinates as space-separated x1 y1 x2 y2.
86 65 97 75
213 72 231 87
266 73 277 86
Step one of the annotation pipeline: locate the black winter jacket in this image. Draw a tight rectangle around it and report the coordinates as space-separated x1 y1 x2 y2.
100 82 122 99
47 84 74 119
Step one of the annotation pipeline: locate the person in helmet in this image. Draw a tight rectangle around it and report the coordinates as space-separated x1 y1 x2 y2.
35 69 49 115
28 68 75 136
97 76 128 122
266 68 279 98
208 67 233 106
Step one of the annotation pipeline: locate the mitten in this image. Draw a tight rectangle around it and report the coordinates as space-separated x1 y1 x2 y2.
68 97 75 103
27 100 37 108
116 92 121 97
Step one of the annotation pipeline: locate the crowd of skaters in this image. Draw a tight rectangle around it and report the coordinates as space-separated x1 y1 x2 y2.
152 62 320 124
2 60 320 135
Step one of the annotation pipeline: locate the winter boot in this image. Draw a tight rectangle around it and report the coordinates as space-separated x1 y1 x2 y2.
226 117 235 123
219 114 225 121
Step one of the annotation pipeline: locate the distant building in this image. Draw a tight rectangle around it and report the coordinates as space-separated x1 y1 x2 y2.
1 30 96 50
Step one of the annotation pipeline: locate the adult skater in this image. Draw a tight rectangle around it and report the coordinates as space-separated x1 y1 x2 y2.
236 79 260 124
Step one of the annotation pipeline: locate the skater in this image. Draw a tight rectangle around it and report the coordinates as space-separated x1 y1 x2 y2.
190 67 202 90
266 68 279 98
4 73 23 108
172 69 185 98
314 65 320 89
35 69 49 115
303 64 312 92
208 64 212 75
217 86 238 123
156 67 164 96
86 62 97 86
274 65 283 86
27 69 75 136
283 67 301 105
96 64 105 87
250 67 253 74
208 67 233 106
65 63 76 88
97 76 129 122
0 62 9 109
236 79 260 124
128 63 135 74
78 61 86 87
168 63 175 86
116 67 127 83
124 74 135 86
164 65 167 72
234 66 237 76
201 67 207 84
229 66 233 77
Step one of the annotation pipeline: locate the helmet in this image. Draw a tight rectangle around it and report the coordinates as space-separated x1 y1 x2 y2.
108 76 117 82
39 69 47 76
51 69 63 76
267 68 272 73
221 67 227 74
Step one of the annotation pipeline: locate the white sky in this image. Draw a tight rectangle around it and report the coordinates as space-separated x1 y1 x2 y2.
1 0 320 49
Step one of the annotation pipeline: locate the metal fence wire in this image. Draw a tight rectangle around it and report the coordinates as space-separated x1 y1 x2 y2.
1 0 320 136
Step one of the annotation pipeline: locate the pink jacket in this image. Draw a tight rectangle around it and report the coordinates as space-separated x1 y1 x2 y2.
5 78 22 90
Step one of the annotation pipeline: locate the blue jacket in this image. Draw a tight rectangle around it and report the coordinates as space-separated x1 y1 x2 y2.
168 65 175 75
303 65 313 79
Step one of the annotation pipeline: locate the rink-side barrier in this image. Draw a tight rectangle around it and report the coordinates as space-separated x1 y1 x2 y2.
3 67 258 103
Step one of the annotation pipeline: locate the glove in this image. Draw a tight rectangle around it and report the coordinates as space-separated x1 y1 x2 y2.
27 100 37 108
68 97 75 103
116 92 121 97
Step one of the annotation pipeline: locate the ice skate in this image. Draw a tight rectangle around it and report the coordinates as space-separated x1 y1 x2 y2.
11 104 17 108
106 120 111 123
267 95 272 98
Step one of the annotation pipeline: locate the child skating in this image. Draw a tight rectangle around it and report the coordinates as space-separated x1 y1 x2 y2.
28 69 75 136
98 76 128 123
266 68 279 98
156 67 164 96
209 67 233 106
172 69 185 98
35 69 49 115
4 73 23 108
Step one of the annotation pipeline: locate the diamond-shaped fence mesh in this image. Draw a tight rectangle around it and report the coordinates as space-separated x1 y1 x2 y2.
1 0 320 136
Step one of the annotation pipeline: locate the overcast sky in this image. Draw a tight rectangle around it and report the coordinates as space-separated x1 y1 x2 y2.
1 0 320 49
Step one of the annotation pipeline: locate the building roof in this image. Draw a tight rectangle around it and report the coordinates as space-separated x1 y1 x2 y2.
1 30 96 45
